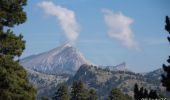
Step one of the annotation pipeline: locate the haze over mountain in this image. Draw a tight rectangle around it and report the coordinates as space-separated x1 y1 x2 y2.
20 43 91 74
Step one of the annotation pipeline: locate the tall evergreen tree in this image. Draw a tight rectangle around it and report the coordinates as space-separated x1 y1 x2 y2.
41 96 49 100
148 90 158 99
0 0 36 99
70 81 88 100
108 88 131 100
87 89 98 100
134 83 160 100
134 83 139 100
161 16 170 92
143 88 149 98
53 84 69 100
138 87 144 99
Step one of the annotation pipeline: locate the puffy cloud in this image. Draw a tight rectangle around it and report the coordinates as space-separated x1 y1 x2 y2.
38 1 80 43
103 9 139 49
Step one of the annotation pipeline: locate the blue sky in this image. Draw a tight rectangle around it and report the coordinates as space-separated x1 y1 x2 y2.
13 0 170 72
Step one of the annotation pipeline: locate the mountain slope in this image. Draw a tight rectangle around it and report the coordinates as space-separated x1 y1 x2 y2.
26 68 70 99
66 65 167 100
25 63 169 99
20 43 91 74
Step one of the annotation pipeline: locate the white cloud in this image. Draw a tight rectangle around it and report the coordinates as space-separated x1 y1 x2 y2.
38 1 80 43
103 9 139 49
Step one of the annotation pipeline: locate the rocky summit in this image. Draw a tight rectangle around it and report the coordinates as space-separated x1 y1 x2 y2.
20 43 91 75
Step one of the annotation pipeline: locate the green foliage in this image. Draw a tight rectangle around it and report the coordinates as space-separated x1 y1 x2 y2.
0 56 36 100
165 16 170 33
52 81 98 100
70 81 88 100
41 96 48 100
134 83 139 100
143 88 149 98
0 0 27 30
87 89 98 100
108 88 131 100
148 90 158 99
133 83 162 100
41 96 49 100
0 0 36 99
161 16 170 92
53 84 69 100
0 30 25 57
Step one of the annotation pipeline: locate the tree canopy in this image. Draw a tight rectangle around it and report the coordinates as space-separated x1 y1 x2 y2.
0 0 27 30
133 83 163 100
53 84 69 100
161 16 170 92
108 88 131 100
70 81 88 100
0 0 36 99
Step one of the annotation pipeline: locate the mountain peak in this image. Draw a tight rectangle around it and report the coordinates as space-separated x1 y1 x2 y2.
62 43 73 48
20 43 91 74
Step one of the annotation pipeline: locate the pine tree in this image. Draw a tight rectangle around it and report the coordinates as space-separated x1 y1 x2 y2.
161 16 170 92
134 83 139 100
0 0 27 30
0 0 36 99
53 84 69 100
41 96 49 100
108 88 131 100
87 89 98 100
70 81 88 100
143 88 149 98
134 83 160 100
108 88 121 100
148 90 158 99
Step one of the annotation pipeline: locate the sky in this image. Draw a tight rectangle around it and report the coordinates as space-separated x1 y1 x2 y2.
13 0 170 72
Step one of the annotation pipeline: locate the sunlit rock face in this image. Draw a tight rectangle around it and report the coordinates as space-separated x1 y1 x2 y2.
20 43 91 74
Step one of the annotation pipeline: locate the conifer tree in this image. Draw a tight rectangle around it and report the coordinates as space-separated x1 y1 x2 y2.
0 0 36 99
87 89 98 100
53 84 69 100
143 88 149 98
148 90 158 99
41 96 49 100
108 88 121 100
70 81 88 100
108 88 131 100
134 83 160 100
134 83 139 100
161 16 170 92
138 87 144 99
